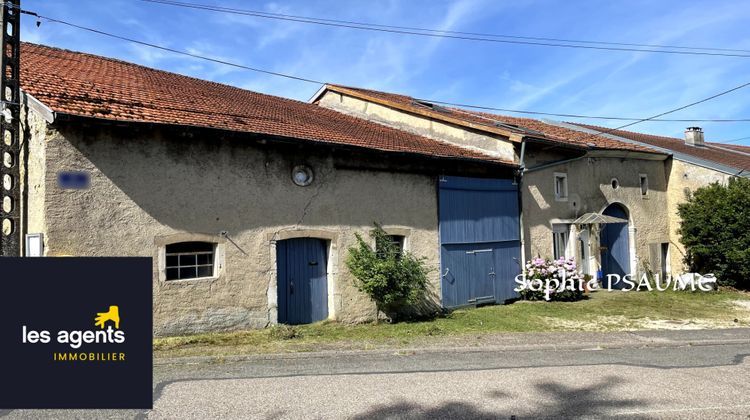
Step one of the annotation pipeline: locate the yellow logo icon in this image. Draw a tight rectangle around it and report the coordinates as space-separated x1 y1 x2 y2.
94 305 120 329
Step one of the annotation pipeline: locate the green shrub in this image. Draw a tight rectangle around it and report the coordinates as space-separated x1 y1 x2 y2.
677 177 750 289
345 223 430 322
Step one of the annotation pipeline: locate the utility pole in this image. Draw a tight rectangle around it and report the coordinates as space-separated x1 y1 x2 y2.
0 0 21 256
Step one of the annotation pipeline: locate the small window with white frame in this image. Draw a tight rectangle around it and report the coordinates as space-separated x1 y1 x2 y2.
554 172 568 201
552 224 570 260
165 241 216 280
639 174 648 197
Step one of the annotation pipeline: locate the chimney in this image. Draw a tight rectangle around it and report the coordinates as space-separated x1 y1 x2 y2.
684 127 704 147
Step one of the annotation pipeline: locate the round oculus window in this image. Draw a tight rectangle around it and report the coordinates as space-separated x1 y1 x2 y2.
292 165 314 186
611 178 620 189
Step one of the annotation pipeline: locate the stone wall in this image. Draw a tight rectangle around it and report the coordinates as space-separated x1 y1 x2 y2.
522 155 671 279
36 122 443 335
318 90 677 280
665 159 731 275
20 100 50 242
317 91 517 162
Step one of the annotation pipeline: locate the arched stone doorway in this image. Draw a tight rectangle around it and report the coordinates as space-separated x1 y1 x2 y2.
600 203 631 288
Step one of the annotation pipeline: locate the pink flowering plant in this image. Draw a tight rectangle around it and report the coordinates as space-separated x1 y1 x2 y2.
517 257 586 302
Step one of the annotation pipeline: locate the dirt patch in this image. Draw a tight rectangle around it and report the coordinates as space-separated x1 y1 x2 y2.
732 300 750 311
541 316 637 332
542 315 747 332
639 318 734 330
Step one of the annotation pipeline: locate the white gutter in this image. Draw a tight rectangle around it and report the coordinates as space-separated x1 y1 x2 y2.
22 92 55 123
308 84 329 104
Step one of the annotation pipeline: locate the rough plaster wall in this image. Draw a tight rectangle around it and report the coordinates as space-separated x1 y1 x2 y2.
523 157 670 277
318 91 517 162
41 126 440 335
21 104 49 239
666 159 731 275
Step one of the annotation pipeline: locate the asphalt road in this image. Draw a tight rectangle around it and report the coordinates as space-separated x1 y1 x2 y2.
3 329 750 419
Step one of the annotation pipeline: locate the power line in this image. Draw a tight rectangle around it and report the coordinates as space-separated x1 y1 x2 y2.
26 14 323 85
572 82 750 145
20 10 750 125
413 98 750 123
139 0 750 54
153 0 750 54
136 0 750 59
719 135 750 144
17 9 750 147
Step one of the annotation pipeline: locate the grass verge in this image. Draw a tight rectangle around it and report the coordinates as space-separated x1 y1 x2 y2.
154 289 750 359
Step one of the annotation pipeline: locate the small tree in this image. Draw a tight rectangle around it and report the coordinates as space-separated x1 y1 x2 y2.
345 224 430 322
677 177 750 289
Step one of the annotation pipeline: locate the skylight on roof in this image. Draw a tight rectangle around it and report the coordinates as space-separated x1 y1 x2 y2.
493 121 544 136
412 100 449 113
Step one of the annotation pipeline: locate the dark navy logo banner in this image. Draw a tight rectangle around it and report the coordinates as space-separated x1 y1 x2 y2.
0 257 152 409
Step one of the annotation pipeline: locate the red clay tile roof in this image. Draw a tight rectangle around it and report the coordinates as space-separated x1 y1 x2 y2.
462 111 659 153
20 43 513 165
320 85 660 154
572 123 750 172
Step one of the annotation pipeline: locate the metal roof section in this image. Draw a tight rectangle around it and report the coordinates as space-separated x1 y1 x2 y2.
708 143 750 158
572 213 628 225
546 120 750 177
410 100 451 113
493 121 545 137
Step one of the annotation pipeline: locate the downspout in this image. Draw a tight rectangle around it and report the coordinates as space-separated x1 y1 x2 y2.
516 139 527 273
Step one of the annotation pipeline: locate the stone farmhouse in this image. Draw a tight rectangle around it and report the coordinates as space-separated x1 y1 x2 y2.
312 85 750 288
5 43 749 334
559 122 750 276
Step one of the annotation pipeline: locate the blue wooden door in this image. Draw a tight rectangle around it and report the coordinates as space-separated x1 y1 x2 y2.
277 238 328 324
441 244 496 305
439 176 521 307
600 204 630 288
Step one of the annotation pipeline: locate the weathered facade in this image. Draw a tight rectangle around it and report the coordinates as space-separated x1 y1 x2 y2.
315 87 517 161
663 160 731 273
15 43 519 335
27 120 490 334
315 85 750 286
521 151 669 279
20 109 519 335
12 43 750 336
557 123 749 276
314 86 674 284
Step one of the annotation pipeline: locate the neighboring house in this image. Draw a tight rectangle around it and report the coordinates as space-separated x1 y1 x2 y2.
12 43 521 335
558 122 750 275
312 85 675 286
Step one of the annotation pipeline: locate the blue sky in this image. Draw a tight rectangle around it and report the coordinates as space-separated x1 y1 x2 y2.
20 0 750 146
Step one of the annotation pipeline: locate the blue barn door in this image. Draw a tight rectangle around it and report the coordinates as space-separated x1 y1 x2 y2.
439 176 521 308
600 204 630 288
277 238 328 325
